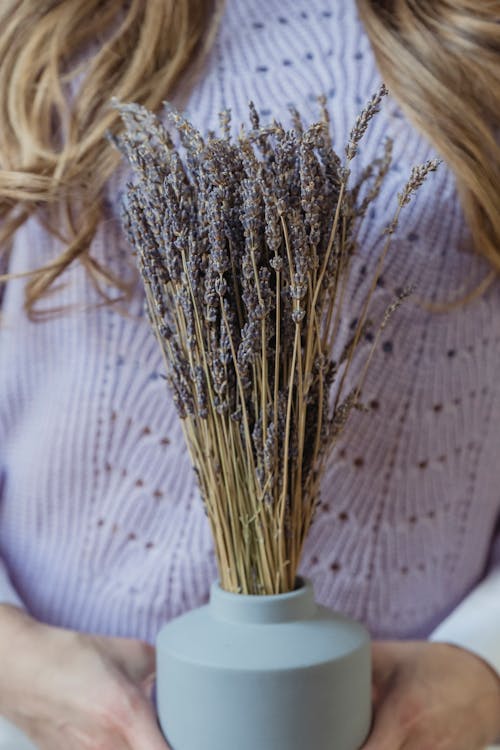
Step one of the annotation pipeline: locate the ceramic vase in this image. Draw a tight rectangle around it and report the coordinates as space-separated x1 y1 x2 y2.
156 575 372 750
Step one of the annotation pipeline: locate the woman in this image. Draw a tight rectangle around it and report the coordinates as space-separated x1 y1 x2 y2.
0 1 499 748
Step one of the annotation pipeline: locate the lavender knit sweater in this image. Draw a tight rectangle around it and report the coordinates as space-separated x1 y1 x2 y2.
1 0 499 646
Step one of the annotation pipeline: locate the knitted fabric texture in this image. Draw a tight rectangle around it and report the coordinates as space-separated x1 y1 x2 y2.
1 0 499 642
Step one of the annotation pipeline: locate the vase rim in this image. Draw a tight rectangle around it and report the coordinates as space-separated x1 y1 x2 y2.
212 575 310 599
209 575 316 624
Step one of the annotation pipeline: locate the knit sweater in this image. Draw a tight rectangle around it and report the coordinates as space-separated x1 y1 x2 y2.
1 0 499 653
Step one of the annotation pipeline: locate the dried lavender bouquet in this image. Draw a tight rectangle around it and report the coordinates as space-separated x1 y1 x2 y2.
109 86 438 595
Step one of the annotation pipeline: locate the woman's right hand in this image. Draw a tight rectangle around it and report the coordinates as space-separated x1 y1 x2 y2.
0 604 170 750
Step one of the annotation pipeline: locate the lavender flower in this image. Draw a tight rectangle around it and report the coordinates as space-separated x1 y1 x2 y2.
110 90 438 595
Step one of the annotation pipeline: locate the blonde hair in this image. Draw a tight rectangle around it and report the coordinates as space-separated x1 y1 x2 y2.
0 0 224 319
357 0 499 306
0 0 498 319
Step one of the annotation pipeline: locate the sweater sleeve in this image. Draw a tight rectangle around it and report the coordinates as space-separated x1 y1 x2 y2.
0 463 25 609
429 566 500 679
0 247 26 611
0 557 25 609
0 468 25 610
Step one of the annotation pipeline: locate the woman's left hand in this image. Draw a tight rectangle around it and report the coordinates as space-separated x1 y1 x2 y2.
361 640 500 750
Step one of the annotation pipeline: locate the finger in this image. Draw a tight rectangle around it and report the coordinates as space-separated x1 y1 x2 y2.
109 637 157 684
125 692 172 750
360 698 404 750
371 641 401 684
369 641 398 714
140 670 157 701
37 725 131 750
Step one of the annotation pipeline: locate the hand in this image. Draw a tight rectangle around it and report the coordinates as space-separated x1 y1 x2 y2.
361 640 500 750
0 604 170 750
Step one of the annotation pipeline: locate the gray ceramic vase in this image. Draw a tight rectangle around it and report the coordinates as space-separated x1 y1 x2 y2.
156 575 372 750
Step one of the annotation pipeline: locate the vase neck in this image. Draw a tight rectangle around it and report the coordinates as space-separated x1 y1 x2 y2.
209 576 317 624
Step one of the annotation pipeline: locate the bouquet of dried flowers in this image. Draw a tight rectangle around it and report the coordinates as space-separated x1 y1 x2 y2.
109 86 438 596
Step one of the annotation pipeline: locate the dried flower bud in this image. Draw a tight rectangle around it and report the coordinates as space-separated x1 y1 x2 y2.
399 159 441 206
215 276 228 296
270 256 284 272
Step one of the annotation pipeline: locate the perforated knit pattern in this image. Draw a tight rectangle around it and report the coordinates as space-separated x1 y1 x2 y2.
1 0 499 642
